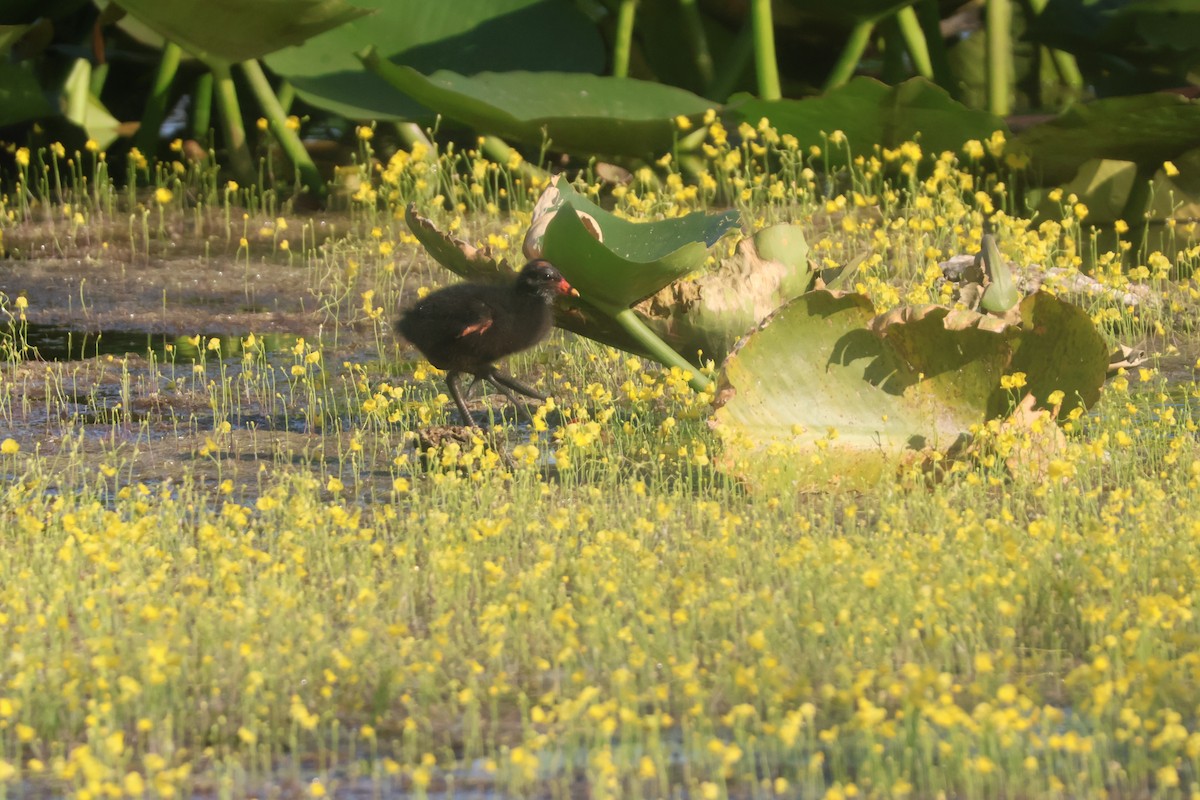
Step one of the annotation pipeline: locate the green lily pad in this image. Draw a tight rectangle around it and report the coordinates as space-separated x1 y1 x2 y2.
264 0 603 121
362 52 718 156
1010 93 1200 186
712 290 1108 491
726 77 1007 160
537 180 740 312
112 0 370 64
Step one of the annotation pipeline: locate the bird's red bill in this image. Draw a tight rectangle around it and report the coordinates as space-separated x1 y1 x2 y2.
558 278 579 297
458 319 494 337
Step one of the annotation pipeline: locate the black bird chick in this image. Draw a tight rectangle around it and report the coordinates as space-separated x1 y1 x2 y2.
397 260 576 426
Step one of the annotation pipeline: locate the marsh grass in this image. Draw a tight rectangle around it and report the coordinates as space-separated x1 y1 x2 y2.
0 126 1199 798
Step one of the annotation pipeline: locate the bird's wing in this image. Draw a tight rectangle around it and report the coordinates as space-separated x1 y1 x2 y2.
456 299 494 337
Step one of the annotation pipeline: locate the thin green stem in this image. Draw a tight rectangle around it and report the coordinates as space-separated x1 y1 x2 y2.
276 80 296 115
824 19 874 90
986 0 1012 116
612 307 712 393
135 41 182 156
210 62 254 184
481 136 549 184
895 6 933 78
192 72 213 141
612 0 638 79
394 122 432 149
751 0 781 100
240 58 326 202
914 0 959 96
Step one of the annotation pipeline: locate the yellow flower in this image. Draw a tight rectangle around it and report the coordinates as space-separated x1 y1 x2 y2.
0 438 18 455
155 187 173 205
1163 160 1179 177
357 125 374 140
15 147 30 167
674 115 693 131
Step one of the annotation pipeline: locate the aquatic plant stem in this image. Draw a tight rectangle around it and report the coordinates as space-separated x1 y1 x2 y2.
825 19 874 90
240 58 326 202
209 63 254 184
136 41 182 156
750 0 781 100
191 72 213 141
986 0 1012 116
914 0 959 97
895 6 933 78
612 0 637 79
610 306 711 393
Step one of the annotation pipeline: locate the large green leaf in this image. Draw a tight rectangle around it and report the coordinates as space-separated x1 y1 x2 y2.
537 180 740 311
112 0 370 64
264 0 603 121
712 291 1108 490
726 77 1007 160
1011 93 1200 185
363 53 717 156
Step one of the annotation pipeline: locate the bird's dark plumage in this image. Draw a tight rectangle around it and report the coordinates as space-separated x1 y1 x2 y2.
397 260 575 426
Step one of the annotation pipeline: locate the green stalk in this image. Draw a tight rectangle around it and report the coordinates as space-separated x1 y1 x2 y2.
985 0 1012 116
135 41 182 156
612 307 712 393
240 58 326 202
895 6 933 78
824 19 874 90
914 0 959 97
481 135 549 184
210 62 254 184
706 16 754 100
1024 0 1082 90
276 80 296 115
679 0 714 88
394 122 432 149
191 72 213 140
612 0 637 79
750 0 781 100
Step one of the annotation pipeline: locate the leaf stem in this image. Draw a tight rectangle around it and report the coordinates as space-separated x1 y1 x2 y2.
209 62 254 185
894 6 933 79
825 19 873 90
613 307 712 393
136 41 182 156
985 0 1012 116
240 58 326 202
750 0 781 100
612 0 637 79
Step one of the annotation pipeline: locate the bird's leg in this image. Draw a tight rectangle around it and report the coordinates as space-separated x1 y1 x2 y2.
445 371 478 427
484 368 539 427
489 369 547 401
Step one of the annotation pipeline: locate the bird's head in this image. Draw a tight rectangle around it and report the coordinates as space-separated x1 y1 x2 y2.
518 259 579 301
